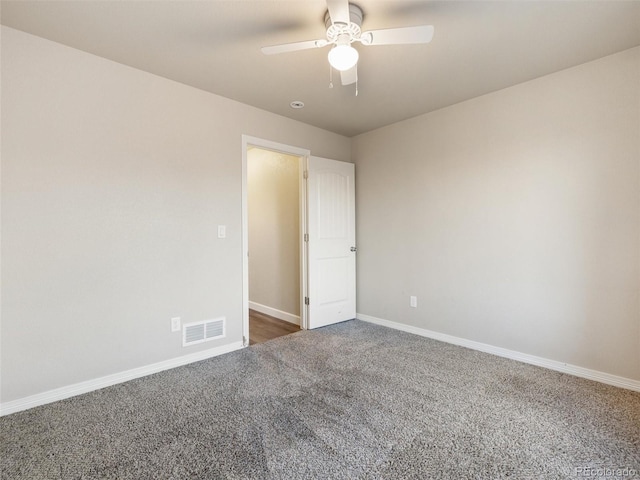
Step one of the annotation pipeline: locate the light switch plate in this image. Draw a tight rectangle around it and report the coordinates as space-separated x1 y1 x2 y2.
171 317 181 332
410 296 417 308
218 225 226 238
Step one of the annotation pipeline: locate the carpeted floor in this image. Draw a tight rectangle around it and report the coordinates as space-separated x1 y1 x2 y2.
1 320 639 479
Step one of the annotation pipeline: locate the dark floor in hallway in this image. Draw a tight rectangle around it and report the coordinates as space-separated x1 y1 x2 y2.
249 309 300 345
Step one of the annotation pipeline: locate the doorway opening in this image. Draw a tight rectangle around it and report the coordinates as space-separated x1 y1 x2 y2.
242 136 310 346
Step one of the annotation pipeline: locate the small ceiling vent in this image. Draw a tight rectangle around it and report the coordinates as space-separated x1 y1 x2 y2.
183 317 225 347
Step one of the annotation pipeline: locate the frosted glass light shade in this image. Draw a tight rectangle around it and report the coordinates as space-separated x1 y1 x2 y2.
328 45 359 71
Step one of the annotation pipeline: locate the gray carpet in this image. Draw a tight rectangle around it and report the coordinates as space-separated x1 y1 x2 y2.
1 320 639 479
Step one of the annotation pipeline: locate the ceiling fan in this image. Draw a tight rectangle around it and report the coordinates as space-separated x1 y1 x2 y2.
261 0 434 88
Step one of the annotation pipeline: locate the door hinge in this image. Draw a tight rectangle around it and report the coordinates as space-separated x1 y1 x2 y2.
304 233 309 242
303 170 308 179
304 297 309 305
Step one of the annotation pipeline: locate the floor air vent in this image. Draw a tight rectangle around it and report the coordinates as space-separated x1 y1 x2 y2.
183 317 225 347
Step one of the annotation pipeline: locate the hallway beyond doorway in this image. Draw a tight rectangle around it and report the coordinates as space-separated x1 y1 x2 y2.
249 309 300 345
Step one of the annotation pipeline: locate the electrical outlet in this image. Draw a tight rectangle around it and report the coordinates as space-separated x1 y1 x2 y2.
171 317 181 332
410 296 417 308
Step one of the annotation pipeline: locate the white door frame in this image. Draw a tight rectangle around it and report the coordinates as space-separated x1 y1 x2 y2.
241 135 310 346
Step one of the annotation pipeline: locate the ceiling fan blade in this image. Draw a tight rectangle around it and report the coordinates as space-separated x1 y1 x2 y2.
340 65 357 85
326 0 351 24
361 25 434 46
261 39 328 55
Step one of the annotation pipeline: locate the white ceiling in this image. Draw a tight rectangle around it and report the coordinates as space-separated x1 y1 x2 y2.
2 1 640 137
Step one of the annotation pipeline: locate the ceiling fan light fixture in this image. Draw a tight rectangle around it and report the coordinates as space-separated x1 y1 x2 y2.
328 44 359 71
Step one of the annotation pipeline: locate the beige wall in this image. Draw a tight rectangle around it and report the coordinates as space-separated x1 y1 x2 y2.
0 26 350 403
248 148 300 317
353 47 640 380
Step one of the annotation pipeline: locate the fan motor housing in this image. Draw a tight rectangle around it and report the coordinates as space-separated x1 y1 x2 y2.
324 4 363 42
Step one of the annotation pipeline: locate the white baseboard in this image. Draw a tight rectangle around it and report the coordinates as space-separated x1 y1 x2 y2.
357 313 640 393
249 301 300 326
0 341 244 417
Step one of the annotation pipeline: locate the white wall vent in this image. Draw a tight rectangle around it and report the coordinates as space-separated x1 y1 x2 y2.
183 317 225 347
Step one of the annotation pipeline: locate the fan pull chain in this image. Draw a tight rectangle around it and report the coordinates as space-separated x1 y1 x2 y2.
355 73 358 96
329 65 334 89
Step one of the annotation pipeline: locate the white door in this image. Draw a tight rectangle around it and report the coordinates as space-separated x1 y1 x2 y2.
307 156 356 329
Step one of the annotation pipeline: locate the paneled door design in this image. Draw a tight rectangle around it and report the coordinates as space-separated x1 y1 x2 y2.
307 156 356 329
